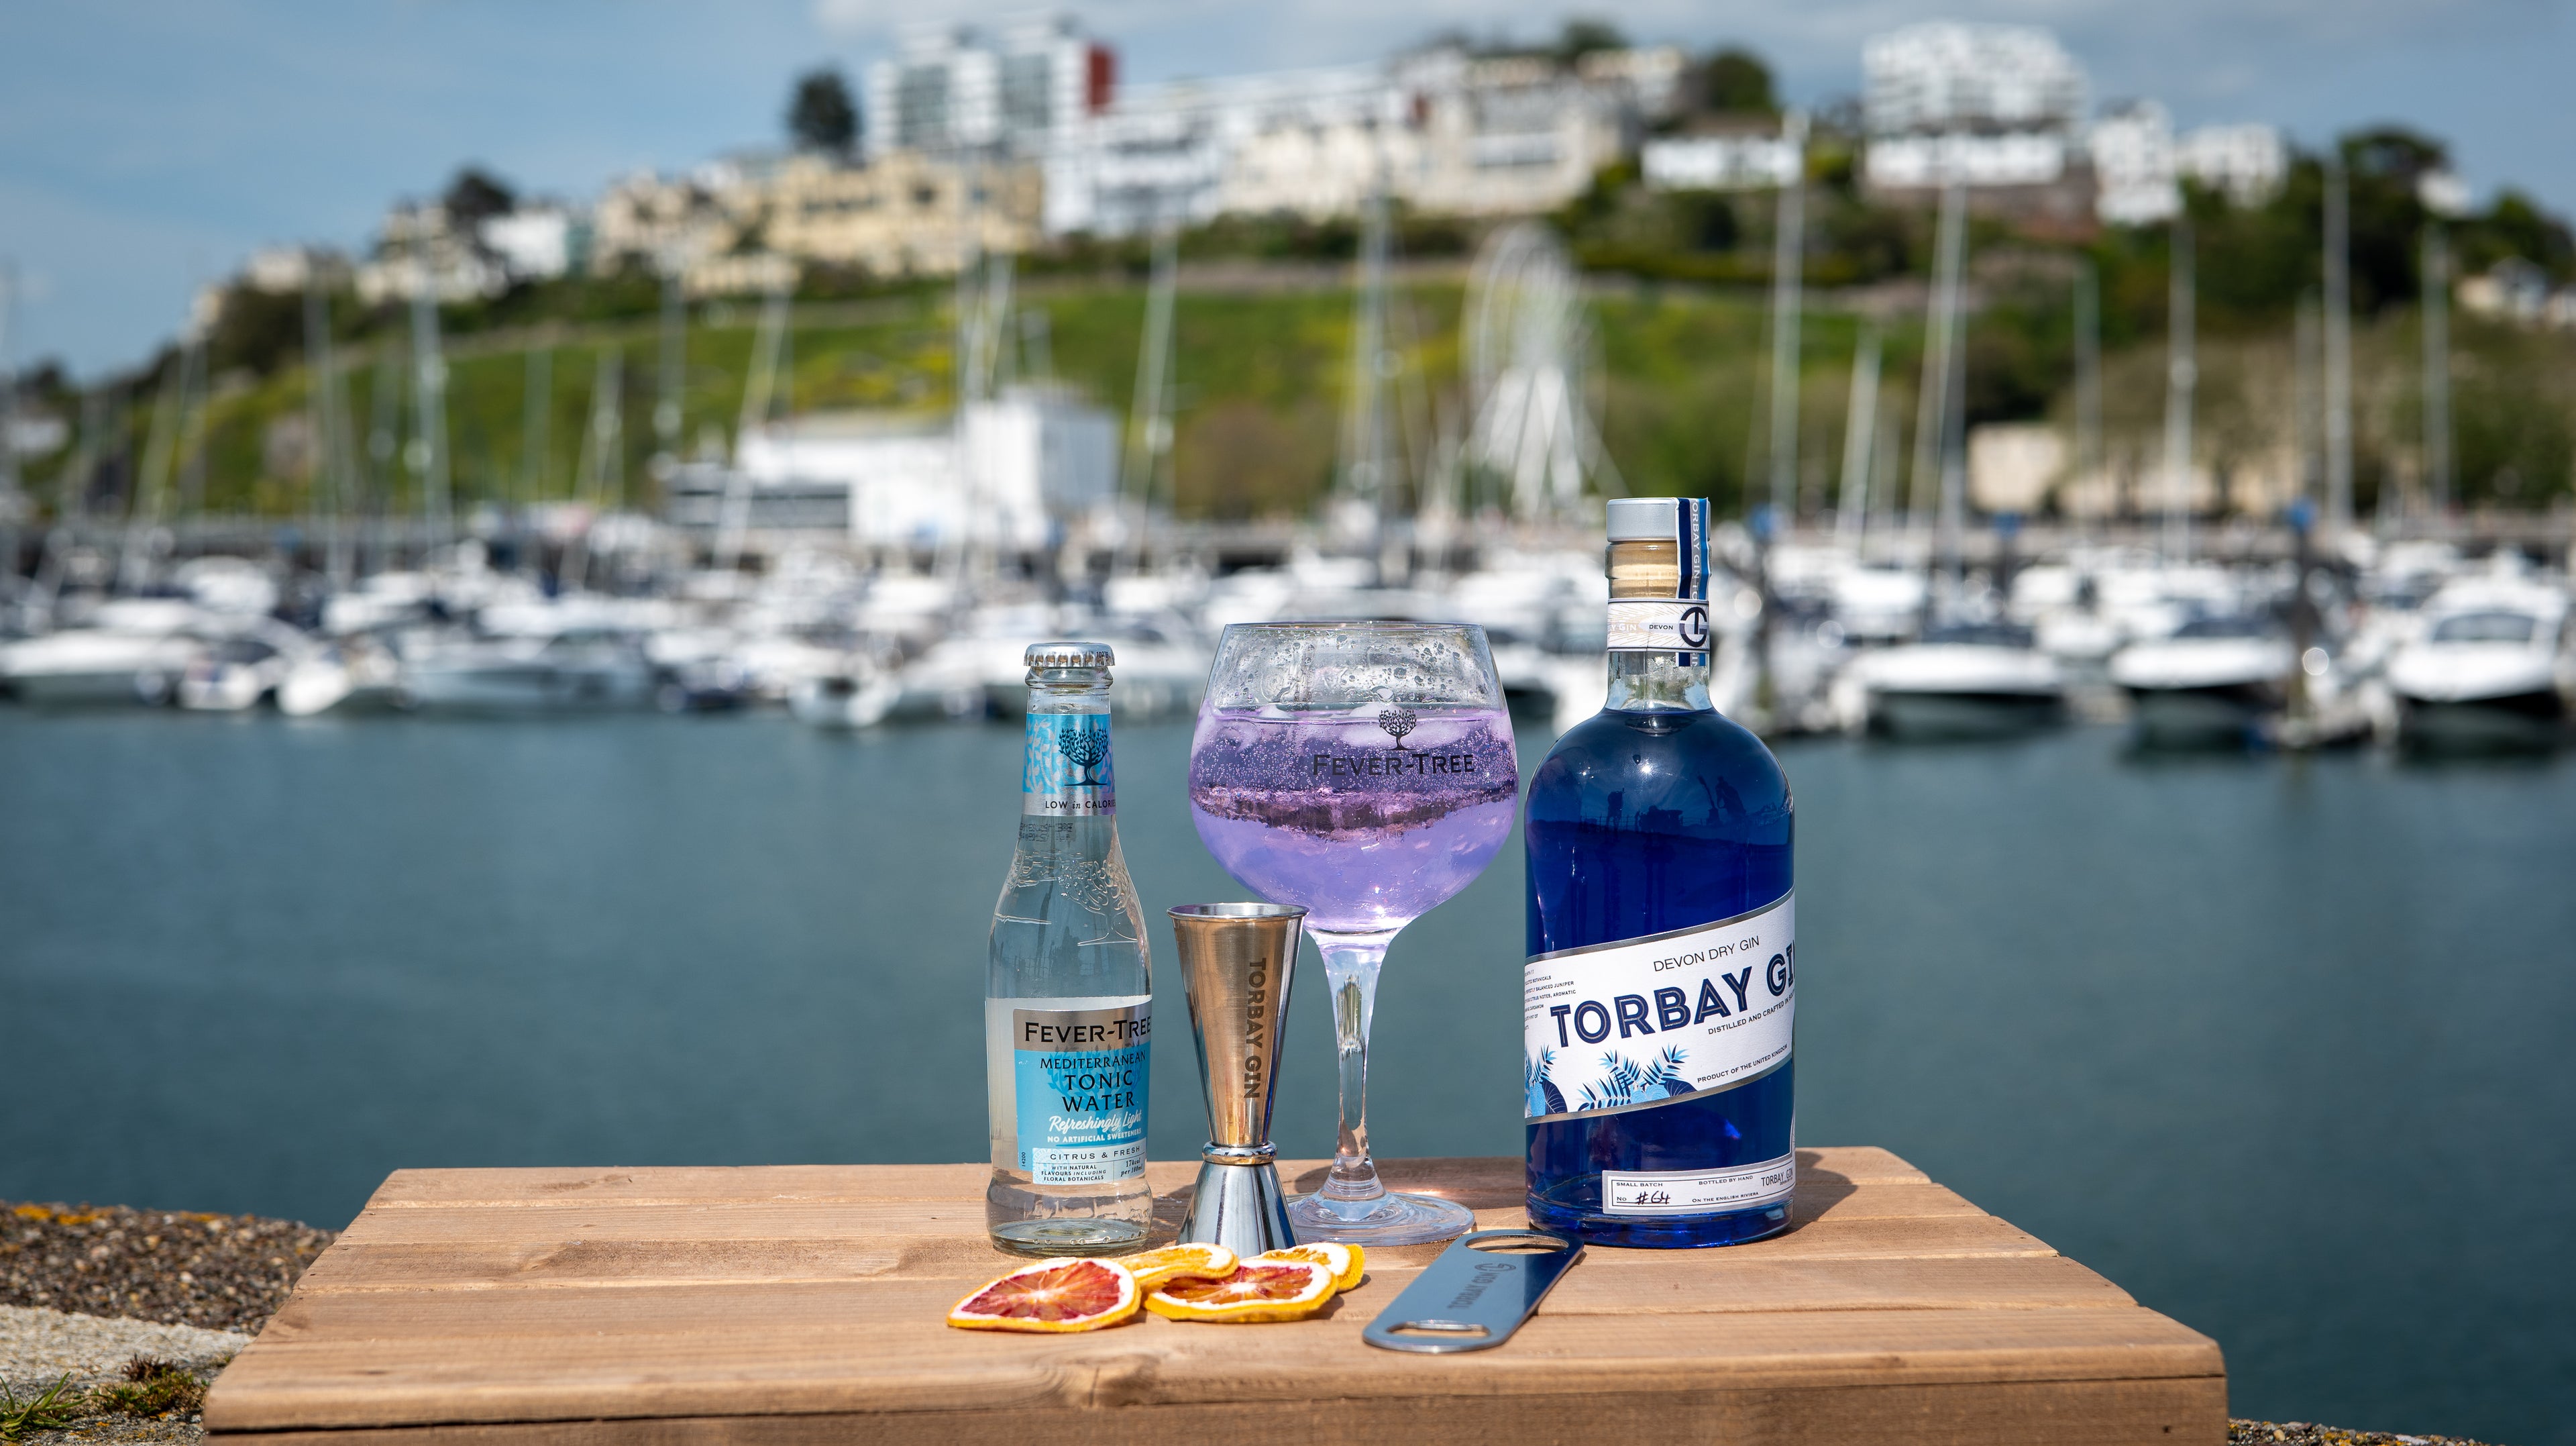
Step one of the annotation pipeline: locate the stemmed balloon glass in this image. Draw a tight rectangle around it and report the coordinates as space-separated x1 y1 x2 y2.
1187 622 1519 1245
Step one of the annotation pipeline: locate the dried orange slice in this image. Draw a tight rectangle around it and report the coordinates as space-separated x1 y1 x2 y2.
1143 1259 1336 1323
946 1257 1140 1333
1122 1242 1237 1290
1253 1243 1364 1292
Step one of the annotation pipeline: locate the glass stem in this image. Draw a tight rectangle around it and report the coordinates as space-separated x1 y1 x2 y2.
1311 931 1392 1210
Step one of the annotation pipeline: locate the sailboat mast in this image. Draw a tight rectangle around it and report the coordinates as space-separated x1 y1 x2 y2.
0 260 20 591
407 239 453 553
1122 223 1177 537
2322 148 2354 535
2164 214 2196 564
121 349 186 590
1835 324 1880 548
521 342 551 576
2421 222 2453 521
1909 181 1967 544
1767 111 1808 525
655 266 686 468
2074 258 2102 538
302 272 353 587
1340 183 1396 550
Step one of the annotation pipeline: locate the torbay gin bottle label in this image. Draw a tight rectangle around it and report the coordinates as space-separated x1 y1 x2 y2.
984 641 1152 1257
1522 498 1799 1247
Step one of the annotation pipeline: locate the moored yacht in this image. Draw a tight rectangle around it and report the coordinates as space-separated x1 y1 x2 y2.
2384 580 2570 750
398 629 655 713
1848 621 2067 738
2108 615 2294 745
0 599 211 706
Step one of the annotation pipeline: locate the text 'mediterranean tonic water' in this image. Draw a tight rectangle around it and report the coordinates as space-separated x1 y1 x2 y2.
1523 498 1798 1247
984 641 1153 1256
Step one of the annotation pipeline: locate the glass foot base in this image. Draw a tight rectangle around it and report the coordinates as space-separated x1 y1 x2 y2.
1287 1190 1477 1246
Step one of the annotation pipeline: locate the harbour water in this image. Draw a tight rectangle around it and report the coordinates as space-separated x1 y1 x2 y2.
3 708 2573 1443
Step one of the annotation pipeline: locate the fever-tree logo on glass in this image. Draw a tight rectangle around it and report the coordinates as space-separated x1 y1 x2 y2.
1057 723 1111 784
1377 705 1417 750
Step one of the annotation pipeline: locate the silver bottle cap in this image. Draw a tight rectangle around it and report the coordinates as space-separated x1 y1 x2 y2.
1024 641 1116 670
1605 497 1678 541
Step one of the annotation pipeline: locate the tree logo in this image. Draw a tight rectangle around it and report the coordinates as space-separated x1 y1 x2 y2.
1057 724 1110 785
1377 706 1417 749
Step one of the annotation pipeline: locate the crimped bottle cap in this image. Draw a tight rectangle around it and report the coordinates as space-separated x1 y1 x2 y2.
1024 640 1116 669
1605 497 1678 541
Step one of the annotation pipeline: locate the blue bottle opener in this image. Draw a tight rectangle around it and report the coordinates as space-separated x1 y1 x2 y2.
1360 1228 1584 1353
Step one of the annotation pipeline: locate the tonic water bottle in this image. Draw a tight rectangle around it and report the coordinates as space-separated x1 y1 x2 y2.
985 641 1154 1255
1523 498 1798 1247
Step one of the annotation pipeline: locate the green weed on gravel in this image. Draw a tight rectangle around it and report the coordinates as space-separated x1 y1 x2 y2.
89 1358 211 1419
0 1374 80 1443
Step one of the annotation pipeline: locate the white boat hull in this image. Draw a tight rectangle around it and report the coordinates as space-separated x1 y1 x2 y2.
1870 688 2065 739
2398 692 2568 751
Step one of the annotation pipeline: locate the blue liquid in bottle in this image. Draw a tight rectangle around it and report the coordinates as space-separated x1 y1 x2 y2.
1523 503 1796 1248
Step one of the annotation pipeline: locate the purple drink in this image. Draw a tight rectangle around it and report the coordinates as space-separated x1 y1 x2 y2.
1189 706 1520 933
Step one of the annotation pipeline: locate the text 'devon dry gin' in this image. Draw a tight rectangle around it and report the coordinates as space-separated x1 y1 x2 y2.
1523 498 1798 1247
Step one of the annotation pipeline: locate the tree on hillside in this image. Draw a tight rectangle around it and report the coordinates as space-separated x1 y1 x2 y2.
2462 190 2576 280
1554 17 1627 62
789 68 859 155
1697 48 1776 115
443 167 517 227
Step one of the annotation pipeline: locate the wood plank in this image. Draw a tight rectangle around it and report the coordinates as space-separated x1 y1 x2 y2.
360 1149 1931 1211
209 1304 2218 1431
326 1201 2049 1267
205 1376 2226 1446
283 1250 2131 1313
293 1229 2092 1308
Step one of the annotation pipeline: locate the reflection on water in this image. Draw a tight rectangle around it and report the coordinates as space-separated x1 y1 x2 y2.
1 711 2571 1444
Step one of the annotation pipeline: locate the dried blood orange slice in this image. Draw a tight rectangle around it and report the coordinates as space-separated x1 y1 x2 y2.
946 1257 1140 1333
1143 1259 1336 1323
1122 1242 1237 1290
1252 1243 1364 1292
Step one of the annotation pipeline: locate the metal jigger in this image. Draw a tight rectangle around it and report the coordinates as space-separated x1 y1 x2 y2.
1169 902 1305 1257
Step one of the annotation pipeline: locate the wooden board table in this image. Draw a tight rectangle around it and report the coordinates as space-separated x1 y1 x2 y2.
205 1149 2224 1446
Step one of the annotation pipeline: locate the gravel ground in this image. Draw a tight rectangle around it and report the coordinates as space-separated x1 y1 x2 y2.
2230 1421 2502 1446
0 1307 249 1396
2 1203 333 1334
3 1201 331 1446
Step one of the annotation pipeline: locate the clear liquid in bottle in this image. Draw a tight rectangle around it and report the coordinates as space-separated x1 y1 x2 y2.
985 642 1153 1256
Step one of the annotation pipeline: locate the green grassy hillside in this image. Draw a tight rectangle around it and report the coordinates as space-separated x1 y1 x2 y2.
21 268 2573 529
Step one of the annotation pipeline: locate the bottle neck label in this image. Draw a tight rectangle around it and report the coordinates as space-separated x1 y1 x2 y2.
1010 1002 1150 1184
1024 711 1116 817
1523 892 1794 1123
1607 600 1713 654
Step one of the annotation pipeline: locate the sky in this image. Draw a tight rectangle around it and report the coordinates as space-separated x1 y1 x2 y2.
3 0 2571 378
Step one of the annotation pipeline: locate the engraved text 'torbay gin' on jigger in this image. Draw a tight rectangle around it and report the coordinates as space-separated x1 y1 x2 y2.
1169 902 1304 1256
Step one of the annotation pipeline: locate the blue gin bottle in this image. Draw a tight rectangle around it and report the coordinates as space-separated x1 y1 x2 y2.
1523 498 1796 1248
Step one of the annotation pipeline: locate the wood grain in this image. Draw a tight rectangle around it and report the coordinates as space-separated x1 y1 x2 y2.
207 1151 2222 1446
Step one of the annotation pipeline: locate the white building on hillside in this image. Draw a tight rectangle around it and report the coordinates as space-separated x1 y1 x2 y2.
2092 103 2288 225
1860 23 2088 198
354 201 508 304
590 166 745 275
1041 45 1677 236
2091 101 2180 225
683 387 1118 550
1864 23 2088 137
480 206 588 281
866 15 1114 160
1642 130 1801 191
2176 124 2286 207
